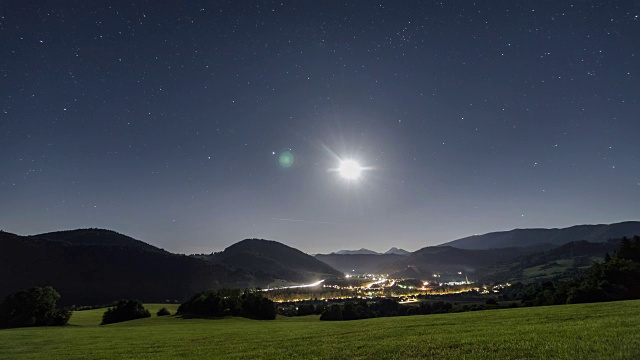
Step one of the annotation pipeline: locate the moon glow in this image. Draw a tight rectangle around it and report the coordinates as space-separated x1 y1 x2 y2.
337 160 363 180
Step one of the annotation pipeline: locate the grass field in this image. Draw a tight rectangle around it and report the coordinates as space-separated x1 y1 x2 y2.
522 259 576 280
0 301 639 359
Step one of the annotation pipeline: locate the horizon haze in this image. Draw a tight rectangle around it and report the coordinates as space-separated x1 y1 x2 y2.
3 220 639 255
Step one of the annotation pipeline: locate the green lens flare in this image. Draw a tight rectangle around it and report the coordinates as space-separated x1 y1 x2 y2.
278 151 294 168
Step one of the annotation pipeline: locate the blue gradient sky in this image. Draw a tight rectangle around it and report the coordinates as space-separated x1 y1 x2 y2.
1 2 638 253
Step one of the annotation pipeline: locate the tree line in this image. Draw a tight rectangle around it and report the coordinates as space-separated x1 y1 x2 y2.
177 289 277 320
0 287 277 329
498 236 640 306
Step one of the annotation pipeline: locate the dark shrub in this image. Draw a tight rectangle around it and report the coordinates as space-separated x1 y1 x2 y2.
320 304 343 321
240 291 277 320
178 289 276 320
354 300 372 319
371 298 399 317
101 299 150 325
0 286 72 328
341 302 357 320
156 307 171 316
296 304 315 316
178 290 227 317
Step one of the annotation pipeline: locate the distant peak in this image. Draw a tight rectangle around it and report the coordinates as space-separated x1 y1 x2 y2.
333 248 381 255
384 247 410 255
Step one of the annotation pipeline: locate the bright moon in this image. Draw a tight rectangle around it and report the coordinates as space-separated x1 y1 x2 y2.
338 160 363 180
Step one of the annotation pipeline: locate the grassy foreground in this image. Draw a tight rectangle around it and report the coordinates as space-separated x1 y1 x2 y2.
0 301 639 359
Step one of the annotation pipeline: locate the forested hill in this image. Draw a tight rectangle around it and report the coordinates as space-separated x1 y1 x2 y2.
439 221 640 250
389 246 538 274
29 228 165 253
0 230 342 306
0 230 253 306
201 238 344 283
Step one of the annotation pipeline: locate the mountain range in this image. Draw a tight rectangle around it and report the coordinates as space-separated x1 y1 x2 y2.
314 222 640 277
439 221 640 249
330 247 410 255
1 221 638 305
314 253 406 274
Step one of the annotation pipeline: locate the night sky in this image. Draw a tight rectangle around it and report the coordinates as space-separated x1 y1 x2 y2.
1 2 639 254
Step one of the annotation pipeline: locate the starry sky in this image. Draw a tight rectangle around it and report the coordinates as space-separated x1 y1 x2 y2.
1 1 639 254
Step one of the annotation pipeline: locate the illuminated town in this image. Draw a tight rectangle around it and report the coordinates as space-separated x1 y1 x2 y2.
262 272 511 303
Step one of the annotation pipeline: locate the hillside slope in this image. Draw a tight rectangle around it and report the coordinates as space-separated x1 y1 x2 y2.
29 228 165 253
203 238 343 284
476 239 620 283
440 221 640 249
386 246 538 276
0 230 252 305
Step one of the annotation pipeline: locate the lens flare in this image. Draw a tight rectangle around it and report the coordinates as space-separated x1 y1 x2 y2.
278 151 294 168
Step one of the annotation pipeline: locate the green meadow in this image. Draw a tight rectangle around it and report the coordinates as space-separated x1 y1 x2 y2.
1 301 639 359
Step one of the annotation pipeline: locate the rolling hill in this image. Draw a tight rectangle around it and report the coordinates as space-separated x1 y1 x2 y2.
0 230 342 305
201 238 343 284
0 229 253 306
439 221 640 250
385 246 540 277
476 239 621 283
29 228 165 253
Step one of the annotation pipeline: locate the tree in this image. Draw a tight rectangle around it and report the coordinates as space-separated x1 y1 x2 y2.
320 304 343 321
240 290 276 320
0 286 71 328
178 291 226 317
101 299 150 325
296 304 315 316
616 236 640 263
177 289 275 320
354 300 372 319
341 302 357 320
371 298 399 317
485 298 498 305
156 307 171 316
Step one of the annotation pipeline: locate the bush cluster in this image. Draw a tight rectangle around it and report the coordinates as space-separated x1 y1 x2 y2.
278 303 325 317
0 286 71 328
177 289 276 320
101 299 151 325
156 307 171 316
